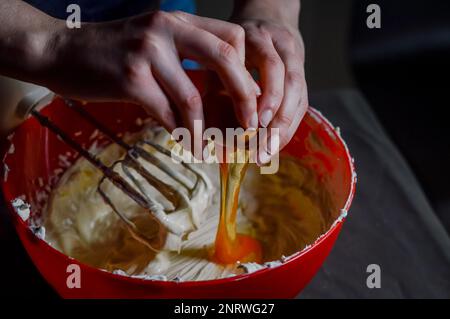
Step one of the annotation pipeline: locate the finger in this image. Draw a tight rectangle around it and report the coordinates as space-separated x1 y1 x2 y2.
285 79 309 145
152 51 205 158
275 81 308 153
247 33 285 128
256 99 306 166
133 80 178 133
177 16 262 96
174 24 258 129
258 53 305 165
268 50 305 148
172 11 246 63
256 128 280 166
285 100 307 146
124 59 178 132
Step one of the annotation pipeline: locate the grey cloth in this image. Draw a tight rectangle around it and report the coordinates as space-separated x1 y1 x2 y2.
1 89 449 298
300 90 450 298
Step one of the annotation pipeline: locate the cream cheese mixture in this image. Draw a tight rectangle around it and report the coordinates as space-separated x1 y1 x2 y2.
43 127 336 281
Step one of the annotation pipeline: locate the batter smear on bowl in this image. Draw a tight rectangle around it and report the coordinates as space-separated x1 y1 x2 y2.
43 127 337 281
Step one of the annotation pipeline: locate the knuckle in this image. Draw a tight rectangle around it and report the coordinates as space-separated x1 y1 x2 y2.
171 10 186 19
141 34 164 57
251 25 272 40
286 70 303 86
279 29 294 42
181 93 202 112
150 11 173 27
217 41 237 63
123 60 145 86
264 53 283 68
171 10 192 24
279 30 296 50
277 113 294 128
267 88 283 102
230 24 245 43
259 28 272 41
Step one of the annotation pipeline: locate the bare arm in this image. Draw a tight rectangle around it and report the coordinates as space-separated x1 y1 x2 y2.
0 0 62 83
0 1 260 156
0 1 63 133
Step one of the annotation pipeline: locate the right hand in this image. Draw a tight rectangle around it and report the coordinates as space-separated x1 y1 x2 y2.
41 11 259 155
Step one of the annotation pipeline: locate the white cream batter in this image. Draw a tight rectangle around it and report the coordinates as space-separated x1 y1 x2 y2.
43 127 336 281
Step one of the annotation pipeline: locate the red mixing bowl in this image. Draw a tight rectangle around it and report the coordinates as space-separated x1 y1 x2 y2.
1 71 355 298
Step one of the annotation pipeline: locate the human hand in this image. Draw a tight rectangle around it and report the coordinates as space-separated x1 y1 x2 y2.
39 11 260 156
231 0 309 164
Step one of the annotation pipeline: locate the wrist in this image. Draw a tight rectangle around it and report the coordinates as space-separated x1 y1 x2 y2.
1 17 67 84
26 18 67 78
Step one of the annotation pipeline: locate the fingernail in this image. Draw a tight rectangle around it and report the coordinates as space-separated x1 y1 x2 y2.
255 83 262 96
259 109 273 128
249 113 259 130
267 133 280 155
258 149 272 166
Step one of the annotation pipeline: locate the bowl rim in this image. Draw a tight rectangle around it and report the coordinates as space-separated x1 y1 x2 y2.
1 103 356 287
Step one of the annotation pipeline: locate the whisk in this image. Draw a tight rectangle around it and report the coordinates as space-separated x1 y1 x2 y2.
19 96 212 251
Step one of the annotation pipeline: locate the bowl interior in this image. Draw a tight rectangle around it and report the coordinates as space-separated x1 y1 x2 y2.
1 72 355 286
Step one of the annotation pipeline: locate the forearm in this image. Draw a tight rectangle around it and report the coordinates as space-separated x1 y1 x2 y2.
0 0 64 84
232 0 300 29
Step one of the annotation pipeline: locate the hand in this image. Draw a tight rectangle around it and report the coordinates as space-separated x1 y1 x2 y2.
34 11 260 156
231 0 309 164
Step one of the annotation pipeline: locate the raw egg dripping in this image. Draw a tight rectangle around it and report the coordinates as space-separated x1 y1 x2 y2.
212 149 262 265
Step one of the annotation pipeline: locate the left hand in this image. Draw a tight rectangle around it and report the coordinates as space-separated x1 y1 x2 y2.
231 3 309 164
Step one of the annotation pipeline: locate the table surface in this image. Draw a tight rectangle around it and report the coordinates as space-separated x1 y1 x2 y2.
1 89 449 298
